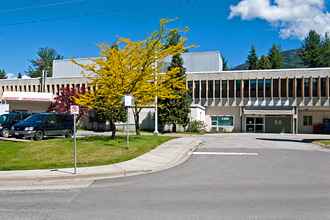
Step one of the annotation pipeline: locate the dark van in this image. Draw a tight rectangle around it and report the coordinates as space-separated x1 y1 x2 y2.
11 113 74 141
0 113 30 138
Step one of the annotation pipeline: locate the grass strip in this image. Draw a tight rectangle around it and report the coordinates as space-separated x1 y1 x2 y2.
0 135 176 171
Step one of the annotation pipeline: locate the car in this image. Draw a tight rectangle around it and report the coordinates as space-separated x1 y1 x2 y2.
0 113 30 138
11 113 74 141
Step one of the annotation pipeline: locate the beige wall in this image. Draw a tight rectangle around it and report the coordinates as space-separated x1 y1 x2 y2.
205 106 241 132
298 108 330 133
8 101 51 114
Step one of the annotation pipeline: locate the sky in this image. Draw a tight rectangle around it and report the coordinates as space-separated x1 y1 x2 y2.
1 0 330 78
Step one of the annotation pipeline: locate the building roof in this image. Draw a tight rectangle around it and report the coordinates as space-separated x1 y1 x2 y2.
52 51 222 78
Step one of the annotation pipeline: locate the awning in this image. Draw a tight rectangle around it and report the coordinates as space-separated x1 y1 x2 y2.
243 109 294 115
2 91 54 102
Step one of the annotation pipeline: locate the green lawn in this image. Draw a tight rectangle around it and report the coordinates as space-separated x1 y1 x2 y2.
0 135 176 171
313 139 330 148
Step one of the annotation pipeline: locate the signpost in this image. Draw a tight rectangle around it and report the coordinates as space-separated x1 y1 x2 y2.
70 105 79 174
122 94 135 150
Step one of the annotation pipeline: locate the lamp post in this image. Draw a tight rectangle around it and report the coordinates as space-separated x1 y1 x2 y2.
154 60 159 135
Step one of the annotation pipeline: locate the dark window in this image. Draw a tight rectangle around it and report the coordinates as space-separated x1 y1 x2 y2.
208 81 213 98
281 79 287 98
312 78 318 97
297 78 302 97
236 80 241 98
215 80 220 98
303 116 312 126
273 79 279 97
194 81 200 99
250 80 256 98
201 81 206 98
258 80 263 98
321 78 326 97
229 80 234 98
222 80 227 98
46 115 56 124
188 81 193 98
265 79 271 97
304 78 310 97
288 79 293 97
55 114 66 123
244 80 249 98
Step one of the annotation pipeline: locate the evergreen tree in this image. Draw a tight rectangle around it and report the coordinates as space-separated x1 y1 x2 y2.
158 31 190 132
17 72 22 79
299 30 323 68
258 55 272 69
246 45 259 70
322 33 330 67
26 47 63 78
222 56 229 71
0 69 7 79
268 43 283 69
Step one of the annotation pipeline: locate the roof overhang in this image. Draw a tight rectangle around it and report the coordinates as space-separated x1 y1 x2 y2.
243 109 294 115
2 91 54 102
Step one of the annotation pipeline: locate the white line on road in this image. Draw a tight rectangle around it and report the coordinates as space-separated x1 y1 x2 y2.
189 152 259 156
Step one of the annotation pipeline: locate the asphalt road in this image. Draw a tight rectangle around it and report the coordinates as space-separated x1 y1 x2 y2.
1 134 330 220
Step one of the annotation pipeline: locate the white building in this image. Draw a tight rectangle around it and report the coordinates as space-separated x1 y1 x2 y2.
1 51 330 134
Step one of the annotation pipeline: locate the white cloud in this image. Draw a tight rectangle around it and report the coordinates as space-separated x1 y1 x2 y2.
22 75 30 79
5 73 15 79
228 0 330 39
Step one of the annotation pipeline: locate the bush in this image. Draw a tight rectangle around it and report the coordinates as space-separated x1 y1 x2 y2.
190 120 206 133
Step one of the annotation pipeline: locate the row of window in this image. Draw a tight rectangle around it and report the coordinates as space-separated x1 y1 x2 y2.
188 78 329 99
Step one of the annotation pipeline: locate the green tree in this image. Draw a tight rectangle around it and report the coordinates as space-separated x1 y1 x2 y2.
72 18 193 139
222 56 229 71
246 45 259 70
158 31 190 132
268 43 283 69
258 55 272 69
17 72 22 79
299 30 323 68
0 69 7 79
322 33 330 67
26 47 63 78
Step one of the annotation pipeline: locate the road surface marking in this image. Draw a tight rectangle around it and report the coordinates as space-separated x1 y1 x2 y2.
189 152 258 156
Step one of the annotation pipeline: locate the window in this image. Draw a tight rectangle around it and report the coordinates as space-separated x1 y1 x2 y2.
236 80 241 98
297 78 302 97
222 80 227 98
250 80 256 97
211 116 234 126
244 80 249 98
194 81 200 99
229 80 234 98
281 79 287 97
258 80 263 98
188 81 193 98
215 80 220 98
208 81 213 98
273 79 279 97
201 81 206 98
303 116 312 126
312 78 318 97
265 79 271 97
304 78 310 97
321 78 326 97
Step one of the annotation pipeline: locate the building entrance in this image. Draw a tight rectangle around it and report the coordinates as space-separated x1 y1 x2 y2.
246 117 264 133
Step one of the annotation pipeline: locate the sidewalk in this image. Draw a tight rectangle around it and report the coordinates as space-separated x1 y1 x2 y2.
0 135 203 182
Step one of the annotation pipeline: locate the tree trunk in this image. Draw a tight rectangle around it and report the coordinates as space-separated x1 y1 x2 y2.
134 113 141 135
172 123 177 132
110 118 116 140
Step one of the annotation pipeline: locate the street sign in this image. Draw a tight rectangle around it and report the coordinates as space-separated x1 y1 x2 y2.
70 105 79 115
122 94 135 107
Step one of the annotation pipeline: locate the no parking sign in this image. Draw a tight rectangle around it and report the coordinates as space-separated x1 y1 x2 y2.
70 105 79 115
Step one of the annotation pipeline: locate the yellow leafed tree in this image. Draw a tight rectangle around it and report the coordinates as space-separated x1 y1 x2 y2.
71 18 194 139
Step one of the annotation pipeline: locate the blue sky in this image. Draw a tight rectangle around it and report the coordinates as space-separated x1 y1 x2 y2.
1 0 330 78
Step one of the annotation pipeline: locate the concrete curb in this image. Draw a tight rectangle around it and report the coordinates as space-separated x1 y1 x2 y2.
0 138 203 182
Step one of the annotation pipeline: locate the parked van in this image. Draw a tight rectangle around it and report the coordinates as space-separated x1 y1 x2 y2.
11 113 74 141
0 113 30 138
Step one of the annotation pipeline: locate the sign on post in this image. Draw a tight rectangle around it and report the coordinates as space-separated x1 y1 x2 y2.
70 105 79 174
122 95 135 150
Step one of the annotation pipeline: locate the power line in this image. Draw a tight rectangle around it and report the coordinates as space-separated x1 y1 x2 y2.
0 0 85 13
0 0 200 27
